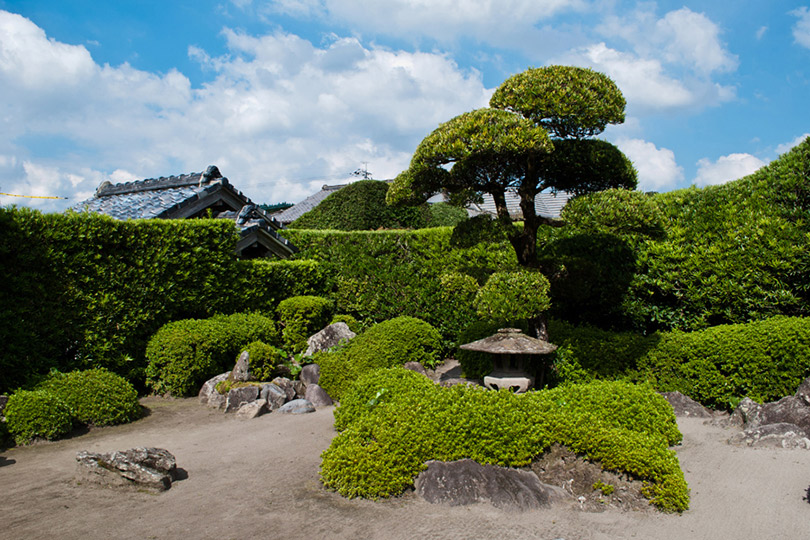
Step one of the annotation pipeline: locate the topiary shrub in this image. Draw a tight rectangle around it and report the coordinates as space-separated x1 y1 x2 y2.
423 202 468 228
290 180 429 230
276 296 334 353
37 368 140 427
241 341 286 381
145 312 278 397
318 316 443 400
321 368 687 512
634 316 810 409
474 270 551 322
4 390 73 445
562 188 665 238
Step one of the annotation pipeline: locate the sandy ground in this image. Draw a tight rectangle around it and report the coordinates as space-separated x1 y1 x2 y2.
2 395 809 540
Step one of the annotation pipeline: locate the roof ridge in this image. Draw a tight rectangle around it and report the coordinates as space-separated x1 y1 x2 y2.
95 165 224 197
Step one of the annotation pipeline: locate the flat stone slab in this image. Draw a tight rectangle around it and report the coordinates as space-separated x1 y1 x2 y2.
415 459 565 511
76 447 177 491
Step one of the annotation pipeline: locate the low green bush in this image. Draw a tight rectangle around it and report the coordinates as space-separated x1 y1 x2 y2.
38 368 141 426
633 316 810 408
145 312 278 396
321 369 687 512
4 390 73 445
318 316 443 400
276 296 334 353
241 341 286 381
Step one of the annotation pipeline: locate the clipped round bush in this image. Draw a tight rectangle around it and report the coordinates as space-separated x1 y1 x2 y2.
318 316 444 400
145 312 278 396
290 180 429 231
474 270 551 322
4 390 73 445
242 341 286 381
38 368 140 426
562 188 665 238
321 369 688 512
276 295 334 353
423 202 468 228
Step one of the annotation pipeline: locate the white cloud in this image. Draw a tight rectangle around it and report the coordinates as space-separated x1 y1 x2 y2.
0 10 491 211
791 7 810 48
775 133 810 155
693 153 766 187
615 138 683 192
756 26 768 40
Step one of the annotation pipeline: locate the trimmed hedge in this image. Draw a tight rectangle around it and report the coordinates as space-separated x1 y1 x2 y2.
290 180 429 230
4 390 73 445
38 368 141 427
276 296 334 353
321 369 687 512
633 316 810 408
317 316 443 400
145 313 278 396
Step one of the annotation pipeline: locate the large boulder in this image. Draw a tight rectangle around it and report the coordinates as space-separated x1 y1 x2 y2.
728 423 810 449
415 459 565 511
230 350 251 382
271 377 296 401
731 395 810 437
304 384 333 407
660 391 712 418
225 386 260 413
236 399 267 420
76 447 177 491
304 322 356 357
278 399 316 414
795 376 810 407
198 372 230 409
260 383 288 411
300 364 320 386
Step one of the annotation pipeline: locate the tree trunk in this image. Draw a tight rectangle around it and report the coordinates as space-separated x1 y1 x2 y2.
528 314 549 340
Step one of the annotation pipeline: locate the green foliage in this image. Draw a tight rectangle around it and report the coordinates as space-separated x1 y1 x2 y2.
0 208 322 393
633 316 810 409
593 481 614 496
562 189 665 238
241 341 285 381
489 66 626 139
38 368 141 426
291 180 428 230
276 296 334 353
423 203 469 228
330 314 362 334
474 270 551 322
318 316 444 400
4 390 73 445
145 313 278 397
321 369 687 512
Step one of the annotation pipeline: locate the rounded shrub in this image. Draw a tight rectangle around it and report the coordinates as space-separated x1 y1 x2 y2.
318 316 443 400
4 390 73 445
242 341 286 381
562 188 665 238
145 312 278 396
38 368 140 426
423 202 468 228
474 270 551 322
276 295 334 353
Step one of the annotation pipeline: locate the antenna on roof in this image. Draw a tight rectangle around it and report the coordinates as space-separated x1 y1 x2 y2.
352 162 372 180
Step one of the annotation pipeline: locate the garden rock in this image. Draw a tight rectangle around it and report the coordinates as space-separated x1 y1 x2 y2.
225 386 260 413
660 391 711 418
731 396 810 437
261 383 287 411
415 459 564 511
278 399 315 414
304 384 333 407
728 423 810 449
293 380 307 399
300 364 320 386
76 447 177 491
795 376 810 406
729 397 762 429
230 350 251 382
304 322 356 357
198 372 230 409
271 377 296 401
236 399 267 419
403 362 427 377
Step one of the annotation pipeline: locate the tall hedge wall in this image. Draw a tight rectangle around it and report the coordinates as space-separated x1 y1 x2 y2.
0 208 324 393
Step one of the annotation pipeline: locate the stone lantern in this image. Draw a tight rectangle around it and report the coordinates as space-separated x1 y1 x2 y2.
459 328 558 393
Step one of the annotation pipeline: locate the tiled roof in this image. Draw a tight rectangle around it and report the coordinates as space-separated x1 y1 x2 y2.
469 190 574 220
273 183 347 225
71 165 296 257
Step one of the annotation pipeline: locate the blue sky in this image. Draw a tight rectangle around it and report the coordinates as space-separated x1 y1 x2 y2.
1 1 809 212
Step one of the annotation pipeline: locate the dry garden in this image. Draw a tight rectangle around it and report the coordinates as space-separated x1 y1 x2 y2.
3 67 810 523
